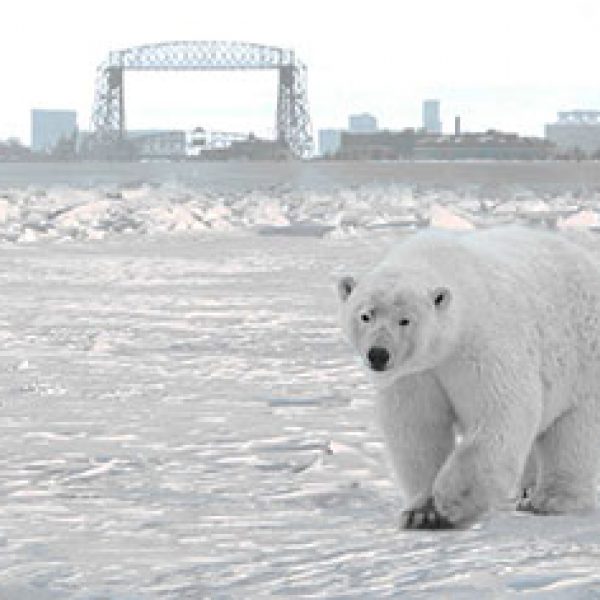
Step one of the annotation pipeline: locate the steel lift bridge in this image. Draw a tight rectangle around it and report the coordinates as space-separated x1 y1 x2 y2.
91 41 313 157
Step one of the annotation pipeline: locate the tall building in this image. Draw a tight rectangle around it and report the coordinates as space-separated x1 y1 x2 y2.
454 116 461 136
348 113 378 132
318 129 343 156
545 110 600 156
31 109 77 153
422 100 442 134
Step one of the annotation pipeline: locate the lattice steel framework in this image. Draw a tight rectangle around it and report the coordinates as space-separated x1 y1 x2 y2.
91 41 312 157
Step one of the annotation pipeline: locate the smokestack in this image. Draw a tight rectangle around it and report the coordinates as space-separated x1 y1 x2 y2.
454 116 461 136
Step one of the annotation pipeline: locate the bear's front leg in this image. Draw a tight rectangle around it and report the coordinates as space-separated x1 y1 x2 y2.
430 353 542 526
375 372 455 530
432 396 540 525
432 438 508 525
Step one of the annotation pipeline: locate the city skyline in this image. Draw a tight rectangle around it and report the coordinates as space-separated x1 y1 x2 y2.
3 0 600 142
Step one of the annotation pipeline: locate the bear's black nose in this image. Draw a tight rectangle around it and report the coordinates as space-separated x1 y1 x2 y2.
367 346 390 371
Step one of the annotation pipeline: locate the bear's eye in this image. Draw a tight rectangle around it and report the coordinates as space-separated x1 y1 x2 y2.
360 313 371 323
399 318 410 327
434 292 445 306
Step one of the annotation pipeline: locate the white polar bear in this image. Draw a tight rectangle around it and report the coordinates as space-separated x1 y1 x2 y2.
338 226 600 529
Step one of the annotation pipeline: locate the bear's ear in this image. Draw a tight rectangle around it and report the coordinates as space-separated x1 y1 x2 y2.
431 287 452 310
337 276 356 302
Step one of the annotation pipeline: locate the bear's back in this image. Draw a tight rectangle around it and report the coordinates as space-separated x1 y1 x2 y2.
391 226 600 290
385 226 600 341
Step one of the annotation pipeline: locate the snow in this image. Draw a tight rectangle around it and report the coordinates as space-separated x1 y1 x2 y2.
1 170 600 598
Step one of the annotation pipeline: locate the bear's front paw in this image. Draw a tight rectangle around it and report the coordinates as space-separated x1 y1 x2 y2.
516 487 534 512
516 497 536 513
432 445 493 525
400 497 455 530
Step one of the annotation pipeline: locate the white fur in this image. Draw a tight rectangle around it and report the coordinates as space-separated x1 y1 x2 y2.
339 226 600 525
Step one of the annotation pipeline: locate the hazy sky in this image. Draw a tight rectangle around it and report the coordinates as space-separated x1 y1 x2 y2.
2 0 600 143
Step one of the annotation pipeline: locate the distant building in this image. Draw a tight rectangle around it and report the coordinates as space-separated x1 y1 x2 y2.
545 111 600 157
337 129 418 160
75 130 93 154
127 130 186 158
334 129 553 161
348 113 378 132
189 127 249 157
422 100 442 134
31 109 77 153
413 132 553 160
197 137 292 161
318 129 343 156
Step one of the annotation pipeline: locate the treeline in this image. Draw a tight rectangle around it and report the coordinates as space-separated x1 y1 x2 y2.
0 138 31 161
0 133 78 162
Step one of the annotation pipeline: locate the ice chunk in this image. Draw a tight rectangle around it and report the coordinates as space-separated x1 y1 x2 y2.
558 210 600 228
429 204 475 230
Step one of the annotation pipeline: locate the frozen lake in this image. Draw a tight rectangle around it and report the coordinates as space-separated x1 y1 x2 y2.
1 230 600 599
1 162 600 598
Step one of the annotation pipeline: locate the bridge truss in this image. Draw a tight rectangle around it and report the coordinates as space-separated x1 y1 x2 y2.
91 41 313 157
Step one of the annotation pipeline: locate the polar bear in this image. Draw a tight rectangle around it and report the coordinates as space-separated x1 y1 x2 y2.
338 226 600 529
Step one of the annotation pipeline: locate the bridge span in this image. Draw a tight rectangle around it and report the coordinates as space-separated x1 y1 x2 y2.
91 41 313 158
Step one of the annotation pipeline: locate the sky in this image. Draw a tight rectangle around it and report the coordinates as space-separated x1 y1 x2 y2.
2 0 600 143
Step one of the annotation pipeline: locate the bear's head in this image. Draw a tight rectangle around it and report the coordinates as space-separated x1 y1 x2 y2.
337 268 460 387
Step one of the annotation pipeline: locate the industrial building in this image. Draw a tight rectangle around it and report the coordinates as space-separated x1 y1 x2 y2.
31 109 77 153
197 137 292 160
413 132 553 160
422 100 442 134
336 129 418 159
189 127 248 157
127 130 187 159
348 113 378 132
545 111 600 157
335 129 553 160
318 129 343 156
318 113 378 157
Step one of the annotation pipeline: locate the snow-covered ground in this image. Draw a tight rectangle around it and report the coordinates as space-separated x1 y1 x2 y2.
1 173 600 598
